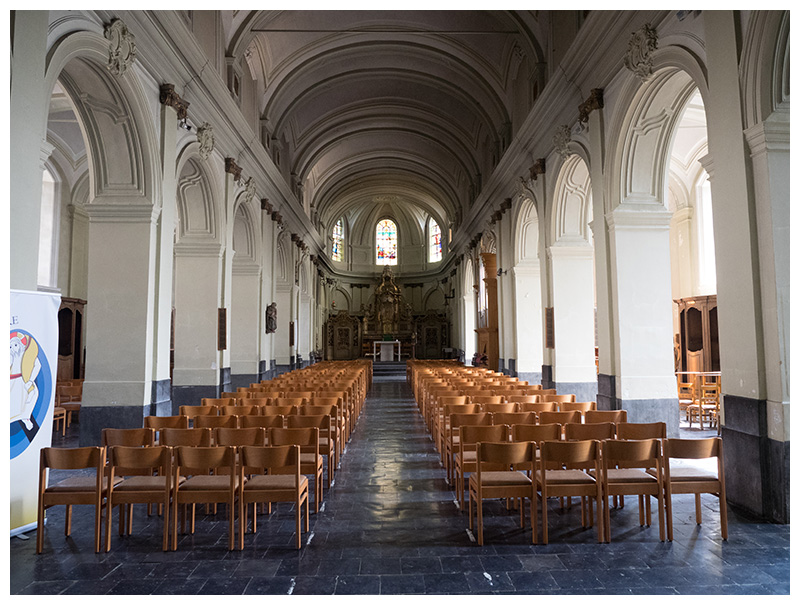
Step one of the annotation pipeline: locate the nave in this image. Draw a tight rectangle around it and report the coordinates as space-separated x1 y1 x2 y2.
11 373 789 595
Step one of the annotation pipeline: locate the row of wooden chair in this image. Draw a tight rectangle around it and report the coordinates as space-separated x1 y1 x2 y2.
37 442 310 554
52 380 84 435
466 435 727 547
677 377 721 432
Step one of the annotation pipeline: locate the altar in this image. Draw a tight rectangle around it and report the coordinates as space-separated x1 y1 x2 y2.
374 340 402 362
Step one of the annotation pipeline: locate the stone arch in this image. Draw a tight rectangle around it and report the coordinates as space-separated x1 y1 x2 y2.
175 154 221 244
462 256 477 365
232 196 260 266
551 154 592 245
741 10 790 129
513 196 539 266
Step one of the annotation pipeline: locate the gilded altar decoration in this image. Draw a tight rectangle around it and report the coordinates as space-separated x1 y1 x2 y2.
364 266 413 336
624 23 658 82
105 19 137 76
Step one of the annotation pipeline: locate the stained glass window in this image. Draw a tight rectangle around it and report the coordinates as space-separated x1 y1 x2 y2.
429 218 442 262
331 218 344 262
376 219 398 265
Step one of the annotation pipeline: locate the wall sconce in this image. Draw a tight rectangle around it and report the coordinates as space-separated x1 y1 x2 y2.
444 289 455 306
497 268 508 276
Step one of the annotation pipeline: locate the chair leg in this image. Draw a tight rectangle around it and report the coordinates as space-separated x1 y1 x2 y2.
65 504 72 536
695 493 703 524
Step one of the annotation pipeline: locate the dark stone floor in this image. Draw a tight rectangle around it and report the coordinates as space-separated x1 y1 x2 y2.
10 374 790 595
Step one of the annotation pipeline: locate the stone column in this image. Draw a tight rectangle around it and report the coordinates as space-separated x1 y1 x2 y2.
80 202 160 443
10 11 49 291
605 205 678 435
230 264 261 388
704 10 787 521
512 264 543 385
548 243 597 402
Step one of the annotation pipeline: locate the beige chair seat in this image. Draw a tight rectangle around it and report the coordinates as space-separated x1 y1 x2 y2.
180 475 242 491
470 470 531 486
47 476 119 492
537 469 595 484
244 474 308 490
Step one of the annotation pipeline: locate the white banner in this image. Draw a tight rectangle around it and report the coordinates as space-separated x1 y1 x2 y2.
10 289 60 534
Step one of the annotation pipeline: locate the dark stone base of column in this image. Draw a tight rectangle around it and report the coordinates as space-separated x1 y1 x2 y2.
150 379 172 416
231 373 259 391
220 367 231 394
506 358 516 377
555 381 598 403
541 365 554 390
79 405 148 446
721 394 789 523
616 397 680 437
171 384 220 412
518 371 542 386
596 373 618 411
276 364 292 376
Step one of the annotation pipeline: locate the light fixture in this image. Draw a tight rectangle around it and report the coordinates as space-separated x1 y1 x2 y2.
497 268 508 276
179 118 192 131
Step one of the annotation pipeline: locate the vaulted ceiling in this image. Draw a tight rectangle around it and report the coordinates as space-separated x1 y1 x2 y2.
227 10 545 239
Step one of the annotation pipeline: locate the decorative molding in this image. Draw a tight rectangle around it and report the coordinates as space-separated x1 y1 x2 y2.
578 88 604 123
529 158 546 181
271 211 282 223
159 84 189 121
261 198 273 214
242 176 256 204
196 122 215 160
515 176 536 202
623 23 658 82
224 157 242 182
104 19 137 76
500 198 513 213
553 124 574 161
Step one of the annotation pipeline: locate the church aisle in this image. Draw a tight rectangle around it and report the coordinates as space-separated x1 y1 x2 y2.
10 372 789 595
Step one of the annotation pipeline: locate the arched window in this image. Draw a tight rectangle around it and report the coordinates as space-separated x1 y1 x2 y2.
428 217 442 262
376 219 398 265
331 218 344 262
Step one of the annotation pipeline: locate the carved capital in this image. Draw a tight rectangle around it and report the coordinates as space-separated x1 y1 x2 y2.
196 122 215 160
104 19 137 76
500 198 513 213
261 198 273 214
272 211 282 223
624 23 658 82
529 158 546 181
242 176 256 204
290 233 299 243
578 88 604 123
224 158 242 182
159 84 190 121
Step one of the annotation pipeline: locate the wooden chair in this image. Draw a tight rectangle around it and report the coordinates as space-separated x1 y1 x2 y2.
52 404 68 435
283 391 315 401
662 437 727 541
468 441 537 545
564 422 615 442
492 412 537 428
238 445 309 549
454 424 509 510
222 405 260 417
200 397 236 408
536 440 603 544
600 438 665 542
269 427 323 513
539 410 582 431
214 427 266 448
446 411 492 485
677 380 695 422
585 410 628 426
299 404 342 466
542 394 576 404
194 414 238 437
159 427 213 447
272 397 308 408
312 394 349 442
559 401 596 415
518 402 556 414
510 423 561 473
220 392 243 400
240 414 285 436
36 446 108 553
145 415 189 444
469 395 504 406
481 402 518 414
105 445 174 552
179 405 219 426
500 393 541 404
244 398 270 408
688 383 720 431
172 445 239 550
262 405 297 416
55 384 82 431
616 422 666 440
288 414 336 489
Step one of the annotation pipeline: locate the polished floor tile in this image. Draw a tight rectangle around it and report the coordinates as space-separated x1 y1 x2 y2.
10 371 790 595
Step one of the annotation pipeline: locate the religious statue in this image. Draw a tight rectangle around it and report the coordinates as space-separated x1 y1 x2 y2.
265 302 277 334
375 266 402 334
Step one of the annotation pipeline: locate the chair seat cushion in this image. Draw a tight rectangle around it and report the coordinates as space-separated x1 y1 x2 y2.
472 471 531 486
602 468 657 483
537 469 595 484
660 467 718 482
244 475 307 490
47 477 117 492
114 476 175 491
180 475 240 490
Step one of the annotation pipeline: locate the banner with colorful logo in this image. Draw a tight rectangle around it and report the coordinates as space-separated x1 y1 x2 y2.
10 289 60 534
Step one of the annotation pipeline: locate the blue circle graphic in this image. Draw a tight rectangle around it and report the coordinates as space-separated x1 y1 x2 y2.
10 330 53 459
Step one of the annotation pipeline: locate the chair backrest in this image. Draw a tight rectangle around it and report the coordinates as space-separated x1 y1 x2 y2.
449 412 493 434
616 422 667 440
40 446 105 472
518 402 557 413
214 427 266 447
511 423 561 443
538 388 557 395
476 441 536 471
273 397 307 407
459 424 509 449
220 392 243 399
559 401 596 414
201 398 236 408
564 422 615 441
481 402 518 413
287 414 332 439
469 395 504 406
107 445 171 478
222 405 260 416
145 415 190 431
244 398 270 407
174 445 236 475
179 405 219 419
269 426 320 453
283 391 315 400
542 394 576 403
240 415 285 431
492 412 537 427
438 395 469 409
159 427 212 447
101 428 155 447
500 394 541 404
539 439 601 470
539 410 582 426
262 405 297 416
585 410 628 425
239 444 300 475
443 403 481 417
310 396 342 407
602 438 662 472
664 436 722 462
195 415 238 430
56 384 82 402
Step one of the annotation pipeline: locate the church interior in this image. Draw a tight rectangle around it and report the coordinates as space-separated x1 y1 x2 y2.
8 10 790 595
